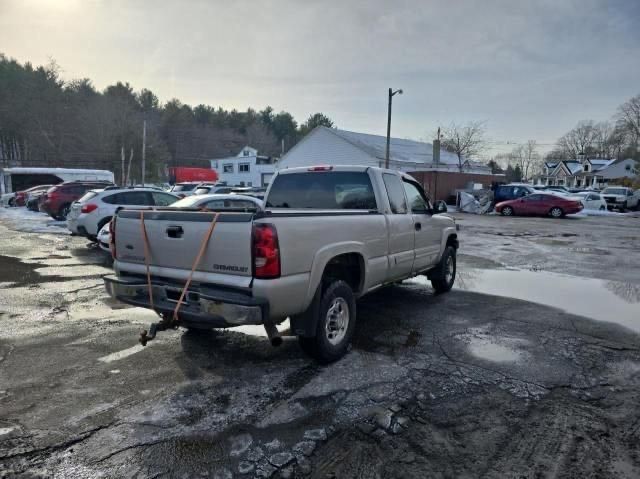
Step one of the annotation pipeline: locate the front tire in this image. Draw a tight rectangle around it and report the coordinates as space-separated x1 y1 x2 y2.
298 280 356 363
430 246 456 294
550 206 564 218
501 206 514 216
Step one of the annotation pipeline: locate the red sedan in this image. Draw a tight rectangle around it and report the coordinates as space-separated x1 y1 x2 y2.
495 193 583 218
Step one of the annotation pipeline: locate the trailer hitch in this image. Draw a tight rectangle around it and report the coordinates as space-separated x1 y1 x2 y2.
139 314 178 346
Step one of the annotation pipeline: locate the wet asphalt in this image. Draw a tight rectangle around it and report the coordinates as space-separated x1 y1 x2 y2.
0 209 639 478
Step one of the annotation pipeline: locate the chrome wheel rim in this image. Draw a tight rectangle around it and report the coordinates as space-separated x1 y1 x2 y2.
445 255 455 284
503 207 512 216
551 208 561 217
325 297 349 345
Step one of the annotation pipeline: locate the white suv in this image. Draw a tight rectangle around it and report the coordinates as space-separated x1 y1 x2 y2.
67 187 179 239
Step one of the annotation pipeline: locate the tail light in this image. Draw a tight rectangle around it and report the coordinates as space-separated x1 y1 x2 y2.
109 219 116 259
308 166 333 172
253 224 280 279
81 204 98 213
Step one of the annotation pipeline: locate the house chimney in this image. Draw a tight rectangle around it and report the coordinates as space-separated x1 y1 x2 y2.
433 139 440 165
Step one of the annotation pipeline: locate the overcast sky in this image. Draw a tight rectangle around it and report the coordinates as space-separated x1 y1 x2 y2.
1 0 639 157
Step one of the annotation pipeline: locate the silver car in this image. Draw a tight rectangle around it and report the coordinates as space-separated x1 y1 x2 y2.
67 188 179 239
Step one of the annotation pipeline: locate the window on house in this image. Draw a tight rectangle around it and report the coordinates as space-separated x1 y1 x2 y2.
223 164 234 173
239 163 250 173
584 164 589 172
243 149 250 156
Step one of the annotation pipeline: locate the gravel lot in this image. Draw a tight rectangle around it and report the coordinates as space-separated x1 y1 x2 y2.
1 208 639 478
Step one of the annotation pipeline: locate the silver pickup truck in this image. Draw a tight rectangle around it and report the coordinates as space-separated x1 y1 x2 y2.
104 166 459 362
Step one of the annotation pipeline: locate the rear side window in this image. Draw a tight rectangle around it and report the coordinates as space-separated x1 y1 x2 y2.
152 192 177 206
266 172 377 210
120 191 153 205
382 173 408 214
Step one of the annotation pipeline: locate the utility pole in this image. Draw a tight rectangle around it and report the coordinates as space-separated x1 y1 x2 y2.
433 128 441 201
385 88 403 169
121 145 125 186
126 148 133 186
141 118 147 186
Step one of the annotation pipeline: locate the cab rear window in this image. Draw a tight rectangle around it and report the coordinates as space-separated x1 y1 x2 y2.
266 172 377 210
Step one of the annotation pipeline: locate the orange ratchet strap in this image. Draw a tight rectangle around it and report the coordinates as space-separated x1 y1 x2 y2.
140 210 156 314
171 212 219 322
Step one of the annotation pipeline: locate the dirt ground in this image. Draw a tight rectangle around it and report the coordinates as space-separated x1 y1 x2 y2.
1 209 639 478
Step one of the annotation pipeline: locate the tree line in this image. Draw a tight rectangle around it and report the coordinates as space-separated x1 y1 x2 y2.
0 54 334 182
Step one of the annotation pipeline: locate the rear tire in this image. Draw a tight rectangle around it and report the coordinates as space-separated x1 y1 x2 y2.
430 246 456 294
55 203 71 221
550 206 564 218
501 206 514 216
298 280 356 363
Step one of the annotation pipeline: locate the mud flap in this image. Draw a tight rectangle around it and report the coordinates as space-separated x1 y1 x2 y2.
290 284 322 338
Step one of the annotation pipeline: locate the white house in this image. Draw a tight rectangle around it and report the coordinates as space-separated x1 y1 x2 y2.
537 156 637 188
209 146 277 187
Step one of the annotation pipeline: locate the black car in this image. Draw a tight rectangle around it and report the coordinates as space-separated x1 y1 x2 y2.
494 184 536 203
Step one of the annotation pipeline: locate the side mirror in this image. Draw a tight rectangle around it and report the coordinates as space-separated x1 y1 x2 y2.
433 200 447 214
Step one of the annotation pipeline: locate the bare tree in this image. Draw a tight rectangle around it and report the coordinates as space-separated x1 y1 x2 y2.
592 121 625 159
615 94 640 150
557 120 597 158
439 121 487 172
505 140 540 181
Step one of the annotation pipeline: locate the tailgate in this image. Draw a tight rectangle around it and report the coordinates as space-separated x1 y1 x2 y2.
114 209 254 284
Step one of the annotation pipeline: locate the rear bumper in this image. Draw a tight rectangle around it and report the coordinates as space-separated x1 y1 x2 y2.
103 274 267 328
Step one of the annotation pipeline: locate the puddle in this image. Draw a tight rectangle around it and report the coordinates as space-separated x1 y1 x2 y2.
0 254 73 286
468 341 522 362
454 327 529 363
452 269 640 333
0 254 46 286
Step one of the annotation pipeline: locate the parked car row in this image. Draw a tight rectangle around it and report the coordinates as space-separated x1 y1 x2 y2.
169 182 267 199
493 183 639 217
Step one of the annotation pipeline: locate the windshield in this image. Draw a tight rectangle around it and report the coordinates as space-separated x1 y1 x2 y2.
169 196 205 208
602 188 627 195
171 184 197 192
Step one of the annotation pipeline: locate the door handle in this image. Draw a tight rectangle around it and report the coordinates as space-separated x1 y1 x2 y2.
415 222 422 231
166 225 184 238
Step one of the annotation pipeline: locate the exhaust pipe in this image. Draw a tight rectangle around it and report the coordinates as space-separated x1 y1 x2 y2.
263 321 283 347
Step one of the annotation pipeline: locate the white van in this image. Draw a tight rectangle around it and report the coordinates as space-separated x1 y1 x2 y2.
0 167 115 205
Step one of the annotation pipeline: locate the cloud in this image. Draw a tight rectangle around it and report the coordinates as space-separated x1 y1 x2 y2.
0 0 638 153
